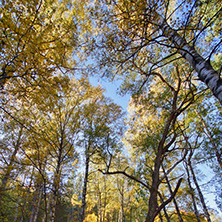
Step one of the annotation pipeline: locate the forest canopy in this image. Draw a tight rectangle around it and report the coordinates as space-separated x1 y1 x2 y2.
0 0 222 222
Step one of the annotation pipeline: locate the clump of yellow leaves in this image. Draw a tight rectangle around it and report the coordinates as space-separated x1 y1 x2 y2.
0 0 83 91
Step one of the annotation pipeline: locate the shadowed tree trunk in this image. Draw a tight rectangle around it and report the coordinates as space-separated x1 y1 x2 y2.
185 156 201 222
162 165 184 222
29 184 43 222
79 144 90 222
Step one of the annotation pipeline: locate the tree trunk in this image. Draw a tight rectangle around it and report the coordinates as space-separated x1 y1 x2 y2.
97 190 102 222
162 165 184 222
145 147 162 222
29 184 43 222
155 13 222 104
145 98 178 222
188 151 212 222
49 149 62 222
79 152 90 222
185 160 201 222
42 199 50 222
102 177 107 222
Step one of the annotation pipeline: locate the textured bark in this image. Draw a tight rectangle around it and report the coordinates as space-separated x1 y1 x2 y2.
42 199 50 222
145 147 162 222
155 14 222 104
146 86 181 222
145 110 178 222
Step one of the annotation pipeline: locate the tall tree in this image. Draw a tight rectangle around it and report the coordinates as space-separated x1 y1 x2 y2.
100 62 199 221
90 0 222 103
0 0 86 92
79 91 124 222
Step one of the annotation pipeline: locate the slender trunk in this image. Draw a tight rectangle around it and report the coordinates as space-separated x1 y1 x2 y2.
146 104 178 222
185 160 201 222
29 184 43 222
23 169 35 221
188 152 212 222
145 147 162 222
118 208 122 222
79 153 90 222
102 177 107 222
162 165 184 222
118 181 125 222
97 190 102 222
30 155 47 222
49 152 62 222
41 162 48 222
120 192 125 222
155 13 222 104
49 168 61 222
42 199 50 222
49 196 57 222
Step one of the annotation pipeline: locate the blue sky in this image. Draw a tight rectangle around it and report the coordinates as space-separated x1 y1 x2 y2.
89 77 130 111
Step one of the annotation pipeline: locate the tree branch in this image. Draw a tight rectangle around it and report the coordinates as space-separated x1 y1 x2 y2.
98 169 150 190
152 178 183 221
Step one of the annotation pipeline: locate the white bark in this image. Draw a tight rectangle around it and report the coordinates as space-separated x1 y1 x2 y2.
156 14 222 104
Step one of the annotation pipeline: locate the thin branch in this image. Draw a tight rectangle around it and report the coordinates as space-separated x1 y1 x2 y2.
98 169 150 190
152 178 183 221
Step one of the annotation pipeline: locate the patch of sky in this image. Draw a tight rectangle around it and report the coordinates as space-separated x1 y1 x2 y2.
89 76 130 111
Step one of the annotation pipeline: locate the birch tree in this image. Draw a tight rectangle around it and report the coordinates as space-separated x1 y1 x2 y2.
91 0 222 104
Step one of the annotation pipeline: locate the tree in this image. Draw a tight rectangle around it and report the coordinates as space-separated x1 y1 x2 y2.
78 91 124 222
98 61 201 221
0 0 85 92
90 0 222 103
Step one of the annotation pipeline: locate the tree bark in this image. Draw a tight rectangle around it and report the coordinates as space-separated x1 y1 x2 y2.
155 13 222 104
117 179 126 222
145 91 179 222
145 147 162 222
